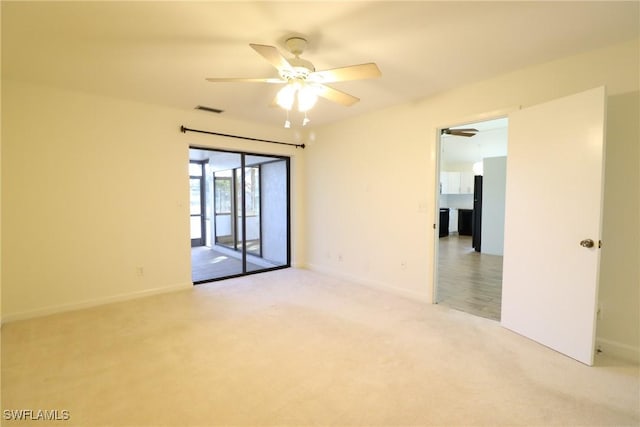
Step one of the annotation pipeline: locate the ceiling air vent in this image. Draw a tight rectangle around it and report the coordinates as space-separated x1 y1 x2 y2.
195 105 224 114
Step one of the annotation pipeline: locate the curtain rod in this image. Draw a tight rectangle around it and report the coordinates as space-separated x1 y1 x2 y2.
180 125 305 149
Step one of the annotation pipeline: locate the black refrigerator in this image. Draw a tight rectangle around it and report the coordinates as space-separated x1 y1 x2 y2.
472 176 483 252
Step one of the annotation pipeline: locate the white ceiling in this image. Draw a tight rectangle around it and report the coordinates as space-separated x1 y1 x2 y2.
442 118 509 165
3 1 638 128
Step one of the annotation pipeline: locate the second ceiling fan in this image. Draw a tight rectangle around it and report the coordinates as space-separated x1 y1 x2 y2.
206 36 382 114
441 128 479 137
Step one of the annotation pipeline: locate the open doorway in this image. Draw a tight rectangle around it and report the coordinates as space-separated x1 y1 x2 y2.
435 117 508 320
189 147 290 283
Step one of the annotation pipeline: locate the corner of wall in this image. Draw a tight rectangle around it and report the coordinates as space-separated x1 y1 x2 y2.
596 338 640 365
305 263 432 304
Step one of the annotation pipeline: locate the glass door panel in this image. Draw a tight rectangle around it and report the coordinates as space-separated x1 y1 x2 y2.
251 158 288 271
243 156 288 273
243 166 261 257
208 152 243 280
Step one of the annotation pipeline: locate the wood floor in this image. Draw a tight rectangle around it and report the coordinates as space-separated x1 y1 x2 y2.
436 235 503 321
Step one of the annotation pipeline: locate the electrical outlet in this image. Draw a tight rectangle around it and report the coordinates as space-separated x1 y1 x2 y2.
136 267 144 277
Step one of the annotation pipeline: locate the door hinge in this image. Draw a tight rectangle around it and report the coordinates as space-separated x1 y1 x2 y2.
433 223 436 229
598 240 602 248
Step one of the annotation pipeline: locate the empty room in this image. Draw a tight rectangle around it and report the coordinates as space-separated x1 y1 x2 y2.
2 2 639 426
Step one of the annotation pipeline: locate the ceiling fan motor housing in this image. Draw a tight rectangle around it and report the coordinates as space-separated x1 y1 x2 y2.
281 59 315 81
285 37 307 56
280 37 315 81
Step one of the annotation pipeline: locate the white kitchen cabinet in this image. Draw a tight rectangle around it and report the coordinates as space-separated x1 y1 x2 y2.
460 171 475 194
440 172 448 194
447 172 461 194
440 171 474 194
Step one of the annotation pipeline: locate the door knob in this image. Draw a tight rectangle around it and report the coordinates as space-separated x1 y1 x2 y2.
580 239 595 248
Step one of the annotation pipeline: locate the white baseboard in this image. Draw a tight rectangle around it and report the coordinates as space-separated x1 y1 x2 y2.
305 263 431 304
1 282 193 324
596 337 640 364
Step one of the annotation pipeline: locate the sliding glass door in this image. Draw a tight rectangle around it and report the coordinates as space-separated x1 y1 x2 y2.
189 148 290 283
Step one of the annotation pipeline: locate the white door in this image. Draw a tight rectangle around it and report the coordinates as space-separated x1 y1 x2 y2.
501 86 606 366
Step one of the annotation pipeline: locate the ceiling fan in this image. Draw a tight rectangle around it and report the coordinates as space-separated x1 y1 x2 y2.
441 128 479 137
206 36 382 115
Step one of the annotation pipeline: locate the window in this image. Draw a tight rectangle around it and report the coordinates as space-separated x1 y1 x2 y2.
214 172 232 214
244 166 260 217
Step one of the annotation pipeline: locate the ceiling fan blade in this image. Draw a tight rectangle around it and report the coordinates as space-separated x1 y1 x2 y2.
310 63 381 83
249 43 293 72
206 77 285 83
315 84 360 106
442 128 479 137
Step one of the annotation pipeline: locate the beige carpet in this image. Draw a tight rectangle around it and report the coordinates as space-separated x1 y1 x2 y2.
2 269 638 426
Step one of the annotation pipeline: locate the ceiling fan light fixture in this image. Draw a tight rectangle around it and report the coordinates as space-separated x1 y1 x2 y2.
276 82 297 111
276 80 318 113
297 84 318 112
280 64 313 81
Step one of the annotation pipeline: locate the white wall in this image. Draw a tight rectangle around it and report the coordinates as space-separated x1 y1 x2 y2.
440 127 508 170
1 79 306 322
305 39 639 360
481 157 507 256
442 194 473 210
597 91 640 362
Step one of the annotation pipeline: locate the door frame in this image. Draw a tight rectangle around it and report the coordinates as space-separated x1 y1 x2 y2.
432 112 510 307
189 145 292 284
